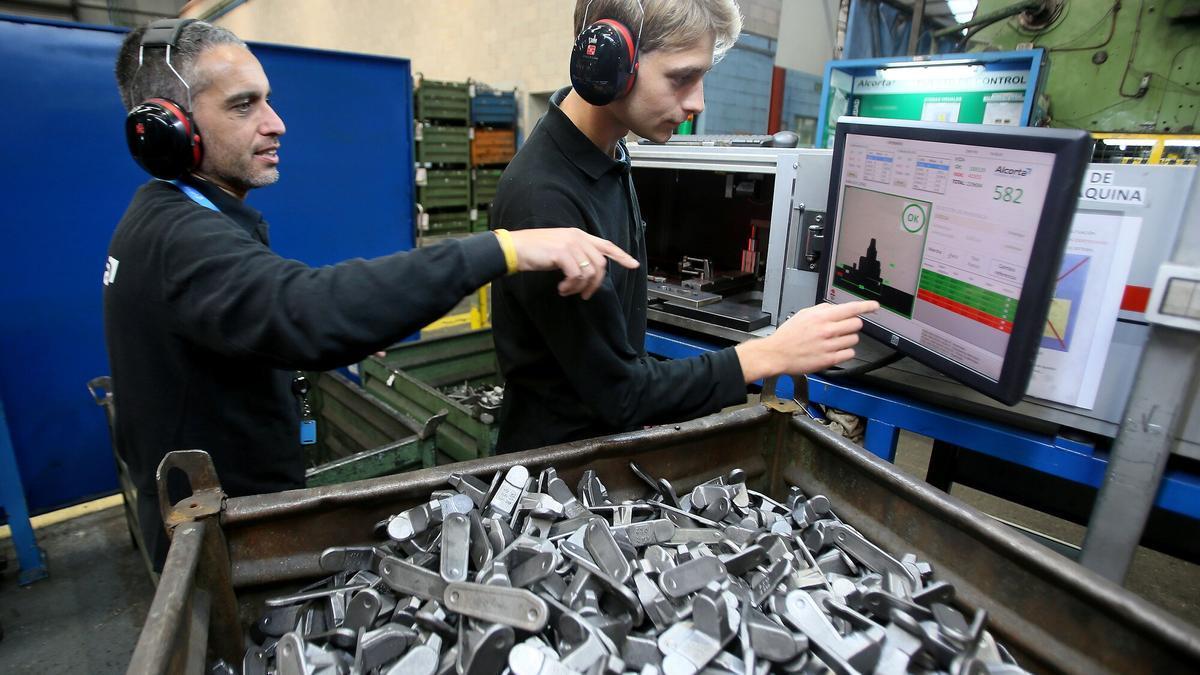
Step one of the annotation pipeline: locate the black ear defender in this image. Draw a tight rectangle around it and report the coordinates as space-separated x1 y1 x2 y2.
125 18 203 180
569 0 644 106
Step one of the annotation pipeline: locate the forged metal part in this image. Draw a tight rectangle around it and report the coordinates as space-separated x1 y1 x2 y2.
621 632 663 670
557 610 618 672
718 544 767 577
634 570 685 631
467 510 494 571
510 551 557 588
577 470 611 508
585 518 633 583
318 546 384 573
383 636 442 675
659 555 726 600
240 463 1032 675
444 581 550 632
415 600 457 638
440 512 471 583
265 582 369 608
560 539 645 624
508 640 578 675
545 472 589 520
807 521 920 597
781 590 884 675
744 607 804 663
378 555 447 601
274 632 308 675
488 465 530 519
242 647 268 675
912 580 956 608
859 588 933 623
657 621 723 675
457 620 515 675
359 624 413 672
343 588 382 633
449 472 491 509
254 604 301 639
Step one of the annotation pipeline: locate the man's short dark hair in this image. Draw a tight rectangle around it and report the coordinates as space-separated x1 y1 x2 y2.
115 20 245 112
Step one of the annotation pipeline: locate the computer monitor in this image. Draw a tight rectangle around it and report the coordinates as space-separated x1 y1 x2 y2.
816 117 1091 405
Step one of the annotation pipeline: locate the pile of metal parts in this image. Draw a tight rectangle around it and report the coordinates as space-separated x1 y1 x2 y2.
442 383 504 424
227 463 1030 675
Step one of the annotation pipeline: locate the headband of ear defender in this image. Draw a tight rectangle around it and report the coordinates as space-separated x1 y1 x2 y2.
569 2 643 106
125 18 203 180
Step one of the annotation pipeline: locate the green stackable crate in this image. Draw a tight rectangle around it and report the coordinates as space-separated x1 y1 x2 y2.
418 210 473 239
415 124 470 165
417 169 470 210
471 168 503 206
414 79 470 123
361 329 501 461
302 370 439 486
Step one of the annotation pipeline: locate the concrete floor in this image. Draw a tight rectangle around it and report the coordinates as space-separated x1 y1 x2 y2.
0 507 154 673
0 432 1197 673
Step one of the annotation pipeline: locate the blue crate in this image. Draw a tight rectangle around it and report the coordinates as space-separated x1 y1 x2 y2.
471 90 517 126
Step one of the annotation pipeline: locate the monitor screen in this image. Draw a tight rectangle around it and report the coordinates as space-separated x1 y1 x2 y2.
817 117 1091 404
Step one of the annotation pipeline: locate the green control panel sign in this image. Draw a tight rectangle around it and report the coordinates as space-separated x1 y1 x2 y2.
823 68 1029 147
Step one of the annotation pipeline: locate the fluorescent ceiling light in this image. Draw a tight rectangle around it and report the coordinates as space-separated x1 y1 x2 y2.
1164 140 1200 148
947 0 978 25
881 58 976 68
879 64 982 80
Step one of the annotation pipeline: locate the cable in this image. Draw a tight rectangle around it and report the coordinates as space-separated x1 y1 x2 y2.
1044 1 1121 53
1113 0 1142 98
819 350 905 378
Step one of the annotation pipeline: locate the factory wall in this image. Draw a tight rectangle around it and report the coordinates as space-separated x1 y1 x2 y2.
775 0 840 75
197 0 575 137
698 32 775 134
199 0 791 137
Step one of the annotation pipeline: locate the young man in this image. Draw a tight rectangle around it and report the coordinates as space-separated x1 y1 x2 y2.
106 19 637 568
490 0 877 453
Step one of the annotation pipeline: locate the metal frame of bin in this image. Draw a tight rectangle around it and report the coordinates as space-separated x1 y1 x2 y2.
128 404 1200 674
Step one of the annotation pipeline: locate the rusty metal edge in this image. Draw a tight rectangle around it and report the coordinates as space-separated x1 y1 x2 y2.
126 520 204 675
782 413 1200 673
223 405 773 524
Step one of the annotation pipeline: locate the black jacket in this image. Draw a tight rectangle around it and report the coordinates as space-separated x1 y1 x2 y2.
104 177 506 561
491 89 746 453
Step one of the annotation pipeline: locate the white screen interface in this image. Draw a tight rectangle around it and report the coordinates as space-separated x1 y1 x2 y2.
825 132 1057 380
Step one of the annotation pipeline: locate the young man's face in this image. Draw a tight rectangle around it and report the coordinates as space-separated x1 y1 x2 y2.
190 44 286 199
611 33 713 143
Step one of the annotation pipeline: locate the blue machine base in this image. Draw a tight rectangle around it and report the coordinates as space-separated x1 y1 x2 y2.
645 329 1200 521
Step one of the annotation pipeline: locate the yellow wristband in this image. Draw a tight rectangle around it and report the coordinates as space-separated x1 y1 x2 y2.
493 229 519 275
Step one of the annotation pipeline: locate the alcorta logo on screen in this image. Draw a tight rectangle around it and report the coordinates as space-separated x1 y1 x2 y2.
994 165 1032 177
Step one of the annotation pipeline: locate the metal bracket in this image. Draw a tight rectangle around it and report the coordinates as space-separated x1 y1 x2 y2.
156 449 226 533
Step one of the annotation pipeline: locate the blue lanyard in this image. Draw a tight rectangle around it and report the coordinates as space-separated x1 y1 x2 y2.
159 179 220 212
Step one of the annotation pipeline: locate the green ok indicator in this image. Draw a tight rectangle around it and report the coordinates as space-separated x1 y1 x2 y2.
901 203 927 233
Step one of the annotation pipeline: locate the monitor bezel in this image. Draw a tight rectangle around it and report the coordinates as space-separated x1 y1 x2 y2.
816 117 1092 405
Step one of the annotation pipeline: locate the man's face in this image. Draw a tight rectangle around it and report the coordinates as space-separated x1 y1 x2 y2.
190 44 285 199
610 34 713 143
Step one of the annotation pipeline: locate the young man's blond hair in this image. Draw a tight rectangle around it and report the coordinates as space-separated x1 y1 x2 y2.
574 0 743 63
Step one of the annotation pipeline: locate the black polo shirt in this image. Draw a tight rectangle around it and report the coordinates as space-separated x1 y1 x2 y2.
490 88 746 453
105 175 507 566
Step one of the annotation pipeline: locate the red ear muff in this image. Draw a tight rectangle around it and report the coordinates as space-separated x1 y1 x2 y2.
125 97 203 179
570 19 640 106
146 97 202 167
596 19 637 63
124 18 205 179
